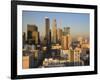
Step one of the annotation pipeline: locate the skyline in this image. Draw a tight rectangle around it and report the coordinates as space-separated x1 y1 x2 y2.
22 11 90 38
22 11 90 68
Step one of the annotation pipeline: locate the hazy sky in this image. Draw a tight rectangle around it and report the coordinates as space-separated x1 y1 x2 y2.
22 11 90 37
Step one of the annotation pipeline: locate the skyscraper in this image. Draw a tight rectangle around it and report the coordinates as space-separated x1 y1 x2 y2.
52 19 57 43
61 35 69 50
45 17 50 44
57 28 62 43
62 27 71 50
49 29 51 44
32 31 39 44
63 27 70 35
27 24 38 44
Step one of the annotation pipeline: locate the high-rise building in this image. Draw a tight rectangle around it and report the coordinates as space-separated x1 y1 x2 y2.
49 29 51 44
61 34 71 50
45 17 50 44
27 24 38 32
52 19 57 43
27 24 38 44
32 31 39 44
57 28 62 43
63 27 70 35
62 27 71 49
62 35 68 50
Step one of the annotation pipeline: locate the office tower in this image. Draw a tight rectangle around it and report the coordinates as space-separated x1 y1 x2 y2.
23 32 26 48
52 19 57 43
32 31 39 44
62 27 71 49
27 24 38 31
38 32 40 44
27 24 38 44
45 17 50 44
49 29 51 44
62 35 69 50
63 27 70 35
61 34 71 50
57 28 62 43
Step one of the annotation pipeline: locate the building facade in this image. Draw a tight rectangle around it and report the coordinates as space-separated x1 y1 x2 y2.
57 28 62 44
52 19 57 43
27 24 38 44
61 34 71 50
45 17 50 44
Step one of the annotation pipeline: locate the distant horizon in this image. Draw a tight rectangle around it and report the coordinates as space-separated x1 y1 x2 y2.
22 11 90 38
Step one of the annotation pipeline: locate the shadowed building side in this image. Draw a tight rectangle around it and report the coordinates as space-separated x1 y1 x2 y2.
27 24 39 44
